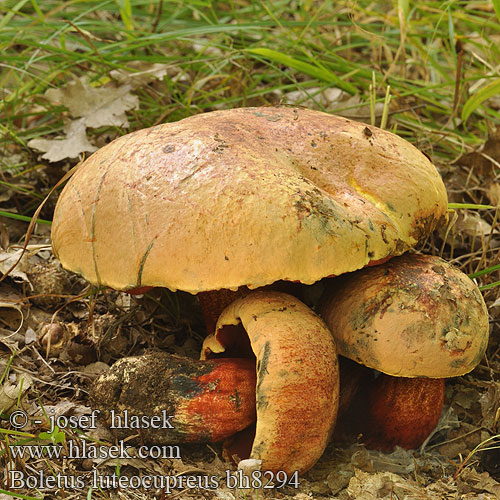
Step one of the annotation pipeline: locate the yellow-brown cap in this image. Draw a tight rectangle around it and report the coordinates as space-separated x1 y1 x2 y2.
319 253 489 378
51 107 448 293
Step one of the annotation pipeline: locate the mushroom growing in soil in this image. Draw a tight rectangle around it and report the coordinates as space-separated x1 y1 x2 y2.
51 106 449 472
319 253 489 451
93 291 338 474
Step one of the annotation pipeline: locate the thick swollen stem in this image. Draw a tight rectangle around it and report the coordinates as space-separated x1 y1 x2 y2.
91 353 256 444
336 369 445 452
360 374 445 451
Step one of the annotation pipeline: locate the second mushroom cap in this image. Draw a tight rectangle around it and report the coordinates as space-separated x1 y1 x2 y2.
319 253 489 378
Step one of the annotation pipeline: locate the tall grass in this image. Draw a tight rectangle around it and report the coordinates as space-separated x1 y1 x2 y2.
0 0 499 281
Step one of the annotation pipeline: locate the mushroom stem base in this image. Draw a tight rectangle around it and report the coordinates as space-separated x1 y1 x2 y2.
338 371 445 452
90 352 257 444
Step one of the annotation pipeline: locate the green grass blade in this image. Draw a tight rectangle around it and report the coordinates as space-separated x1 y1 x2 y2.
0 211 52 225
0 428 36 438
448 202 496 210
115 0 134 31
0 352 15 385
492 0 500 23
479 280 500 291
469 263 500 279
0 489 43 500
0 0 31 30
29 0 44 23
462 78 500 123
246 48 358 94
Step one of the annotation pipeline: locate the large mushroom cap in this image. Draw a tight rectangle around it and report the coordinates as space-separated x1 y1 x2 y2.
320 253 489 378
51 107 448 293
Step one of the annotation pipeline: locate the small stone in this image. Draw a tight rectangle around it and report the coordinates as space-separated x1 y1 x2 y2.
238 458 262 475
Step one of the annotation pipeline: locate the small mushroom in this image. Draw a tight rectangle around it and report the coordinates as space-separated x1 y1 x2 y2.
320 253 489 451
202 291 338 474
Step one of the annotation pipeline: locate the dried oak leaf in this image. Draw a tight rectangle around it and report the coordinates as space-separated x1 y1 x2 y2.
28 118 97 162
0 284 23 333
110 61 173 89
0 373 33 414
0 248 30 283
44 77 139 128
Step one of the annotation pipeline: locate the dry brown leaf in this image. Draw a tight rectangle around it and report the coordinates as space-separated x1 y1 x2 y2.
0 248 30 283
29 77 140 161
45 77 139 128
487 183 500 206
347 469 407 499
479 382 500 429
0 189 13 203
327 467 354 495
110 61 172 89
28 118 97 162
214 490 236 500
0 287 22 313
40 400 82 420
459 469 500 497
0 373 33 414
456 212 493 237
0 285 23 336
24 326 37 345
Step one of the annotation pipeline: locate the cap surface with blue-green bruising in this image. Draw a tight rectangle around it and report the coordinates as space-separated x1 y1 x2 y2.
320 253 489 378
51 107 448 294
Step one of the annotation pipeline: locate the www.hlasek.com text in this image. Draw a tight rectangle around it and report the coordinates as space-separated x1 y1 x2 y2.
9 439 181 460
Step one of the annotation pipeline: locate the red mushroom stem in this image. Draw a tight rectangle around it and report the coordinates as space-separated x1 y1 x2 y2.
361 374 444 451
335 362 445 451
92 354 257 444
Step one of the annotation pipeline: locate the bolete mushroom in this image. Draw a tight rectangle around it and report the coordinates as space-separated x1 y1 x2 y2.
94 291 338 474
319 253 489 451
202 291 338 473
50 107 449 471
